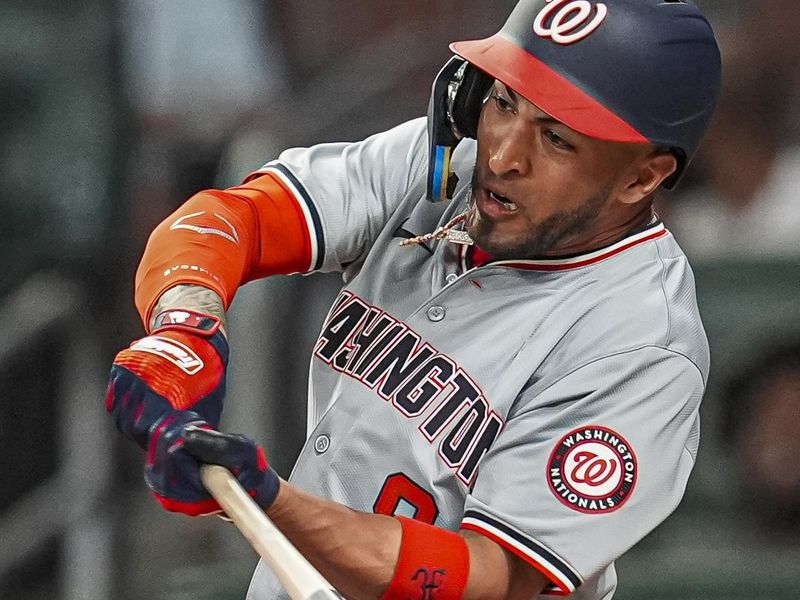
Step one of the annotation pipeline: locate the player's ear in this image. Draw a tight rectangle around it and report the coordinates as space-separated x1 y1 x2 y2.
617 148 678 205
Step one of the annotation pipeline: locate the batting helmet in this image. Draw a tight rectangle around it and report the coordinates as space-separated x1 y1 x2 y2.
426 0 721 200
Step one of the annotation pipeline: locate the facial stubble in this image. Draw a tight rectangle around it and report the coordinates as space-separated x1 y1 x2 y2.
466 169 612 260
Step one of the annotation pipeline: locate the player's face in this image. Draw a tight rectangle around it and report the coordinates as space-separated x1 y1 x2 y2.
467 81 655 259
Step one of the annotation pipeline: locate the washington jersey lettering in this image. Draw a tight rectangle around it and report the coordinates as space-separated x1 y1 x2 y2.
245 118 708 599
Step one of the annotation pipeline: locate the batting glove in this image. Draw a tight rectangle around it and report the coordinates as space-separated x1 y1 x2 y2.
143 415 279 515
106 309 230 513
106 309 228 446
181 425 281 511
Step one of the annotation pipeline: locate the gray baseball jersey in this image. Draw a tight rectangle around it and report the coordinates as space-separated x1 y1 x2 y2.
244 117 708 599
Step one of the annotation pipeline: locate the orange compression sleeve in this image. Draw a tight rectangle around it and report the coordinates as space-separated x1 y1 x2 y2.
135 172 314 327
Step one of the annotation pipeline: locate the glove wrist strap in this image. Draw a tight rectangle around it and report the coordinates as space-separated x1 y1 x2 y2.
152 309 229 365
152 309 222 336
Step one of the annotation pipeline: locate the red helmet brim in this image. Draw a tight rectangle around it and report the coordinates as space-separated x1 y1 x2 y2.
451 35 649 144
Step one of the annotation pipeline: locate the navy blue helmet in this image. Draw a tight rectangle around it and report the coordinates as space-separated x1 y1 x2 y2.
427 0 722 199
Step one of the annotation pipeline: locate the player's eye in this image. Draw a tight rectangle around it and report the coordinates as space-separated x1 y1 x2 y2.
491 93 515 114
544 129 574 151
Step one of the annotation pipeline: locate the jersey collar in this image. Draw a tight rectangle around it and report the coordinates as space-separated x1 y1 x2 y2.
462 220 667 272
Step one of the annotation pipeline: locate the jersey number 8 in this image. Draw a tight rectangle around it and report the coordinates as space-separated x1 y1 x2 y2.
373 472 439 524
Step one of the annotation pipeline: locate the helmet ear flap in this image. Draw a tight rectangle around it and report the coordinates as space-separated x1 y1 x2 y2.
426 57 493 201
450 65 493 140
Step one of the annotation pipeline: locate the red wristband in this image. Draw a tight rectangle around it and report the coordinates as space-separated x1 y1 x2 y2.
381 516 470 600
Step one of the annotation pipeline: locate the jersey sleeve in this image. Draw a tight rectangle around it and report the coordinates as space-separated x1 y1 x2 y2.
461 346 704 596
245 117 429 273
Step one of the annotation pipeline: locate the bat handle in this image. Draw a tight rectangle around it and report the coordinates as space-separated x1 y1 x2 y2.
200 465 343 600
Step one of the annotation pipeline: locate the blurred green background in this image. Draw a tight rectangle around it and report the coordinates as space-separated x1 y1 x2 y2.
2 1 799 599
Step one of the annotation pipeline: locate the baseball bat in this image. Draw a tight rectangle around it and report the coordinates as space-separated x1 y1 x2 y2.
200 465 342 600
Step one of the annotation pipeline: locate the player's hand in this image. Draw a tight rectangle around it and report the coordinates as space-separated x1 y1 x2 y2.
143 416 280 515
106 309 228 450
181 425 281 511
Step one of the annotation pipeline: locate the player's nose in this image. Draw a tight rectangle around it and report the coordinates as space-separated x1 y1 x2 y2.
487 126 533 178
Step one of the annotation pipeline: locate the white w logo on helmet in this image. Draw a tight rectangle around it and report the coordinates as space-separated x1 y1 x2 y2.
533 0 608 45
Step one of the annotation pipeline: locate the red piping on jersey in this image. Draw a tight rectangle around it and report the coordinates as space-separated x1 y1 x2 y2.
475 224 667 272
460 522 572 595
471 245 494 268
247 165 321 273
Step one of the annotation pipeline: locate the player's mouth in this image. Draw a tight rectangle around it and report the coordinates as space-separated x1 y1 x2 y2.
476 185 519 219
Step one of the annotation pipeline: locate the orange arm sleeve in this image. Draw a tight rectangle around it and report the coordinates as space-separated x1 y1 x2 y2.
134 172 314 328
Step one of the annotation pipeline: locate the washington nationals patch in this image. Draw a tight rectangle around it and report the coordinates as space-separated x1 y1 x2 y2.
547 426 637 514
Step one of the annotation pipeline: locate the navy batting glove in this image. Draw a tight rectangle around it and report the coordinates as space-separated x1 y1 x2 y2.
106 310 228 449
182 425 281 511
144 412 224 515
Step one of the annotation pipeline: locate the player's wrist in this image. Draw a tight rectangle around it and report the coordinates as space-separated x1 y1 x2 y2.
263 477 293 519
149 285 228 336
152 308 221 333
252 467 281 510
151 308 229 365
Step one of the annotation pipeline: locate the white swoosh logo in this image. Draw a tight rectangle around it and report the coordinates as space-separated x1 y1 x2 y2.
170 211 240 244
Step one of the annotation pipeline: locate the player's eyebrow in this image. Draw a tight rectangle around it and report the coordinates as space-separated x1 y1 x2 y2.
535 115 564 126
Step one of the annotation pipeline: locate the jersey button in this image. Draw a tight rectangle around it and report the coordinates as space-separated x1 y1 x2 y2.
445 273 458 284
314 434 330 454
427 305 446 322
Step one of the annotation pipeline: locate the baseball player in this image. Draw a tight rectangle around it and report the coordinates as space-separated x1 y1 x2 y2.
106 0 721 598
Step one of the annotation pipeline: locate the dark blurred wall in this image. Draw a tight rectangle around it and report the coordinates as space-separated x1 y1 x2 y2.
0 2 128 599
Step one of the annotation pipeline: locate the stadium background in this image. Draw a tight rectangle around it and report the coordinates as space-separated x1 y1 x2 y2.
2 1 799 598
